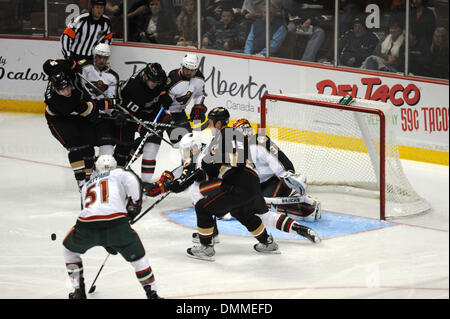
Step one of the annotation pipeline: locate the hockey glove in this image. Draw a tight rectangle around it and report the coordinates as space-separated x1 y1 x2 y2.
126 198 142 220
168 167 204 193
143 171 174 197
190 104 207 123
280 171 307 197
70 59 84 74
158 92 173 108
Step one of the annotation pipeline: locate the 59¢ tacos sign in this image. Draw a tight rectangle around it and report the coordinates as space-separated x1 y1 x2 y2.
315 77 448 135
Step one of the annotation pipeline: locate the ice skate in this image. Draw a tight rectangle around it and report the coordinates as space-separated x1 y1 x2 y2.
144 285 163 299
253 234 280 254
186 244 215 261
68 278 86 299
192 232 220 244
291 223 321 243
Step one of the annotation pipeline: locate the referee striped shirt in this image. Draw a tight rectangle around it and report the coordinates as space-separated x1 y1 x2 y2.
61 12 113 61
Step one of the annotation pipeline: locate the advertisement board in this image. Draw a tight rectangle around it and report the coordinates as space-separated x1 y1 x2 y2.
0 38 448 163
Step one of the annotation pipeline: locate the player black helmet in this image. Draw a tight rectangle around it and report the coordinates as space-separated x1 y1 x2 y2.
208 107 230 126
50 72 71 91
92 0 106 6
143 63 167 85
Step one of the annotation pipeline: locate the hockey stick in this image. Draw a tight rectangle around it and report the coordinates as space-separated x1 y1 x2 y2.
131 191 172 224
77 73 175 148
87 253 110 293
87 191 172 294
125 107 165 169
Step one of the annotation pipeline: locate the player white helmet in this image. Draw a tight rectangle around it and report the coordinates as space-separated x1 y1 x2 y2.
93 43 111 57
181 53 199 70
95 154 117 173
179 133 202 162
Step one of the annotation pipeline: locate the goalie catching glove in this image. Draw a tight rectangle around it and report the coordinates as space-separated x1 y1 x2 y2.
143 171 175 197
126 197 142 220
280 171 307 196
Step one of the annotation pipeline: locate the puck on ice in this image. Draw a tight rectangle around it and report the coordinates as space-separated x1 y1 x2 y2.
51 233 56 241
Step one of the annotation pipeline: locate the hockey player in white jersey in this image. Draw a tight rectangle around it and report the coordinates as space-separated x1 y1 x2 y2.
79 43 120 163
141 53 208 190
232 118 322 222
62 155 162 299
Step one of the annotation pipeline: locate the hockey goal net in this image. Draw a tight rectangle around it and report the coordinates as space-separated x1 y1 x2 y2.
260 93 431 220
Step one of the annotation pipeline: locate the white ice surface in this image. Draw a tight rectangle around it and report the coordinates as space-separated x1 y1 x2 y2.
0 113 448 299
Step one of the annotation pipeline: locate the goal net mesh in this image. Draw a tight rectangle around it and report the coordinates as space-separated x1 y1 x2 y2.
261 93 431 219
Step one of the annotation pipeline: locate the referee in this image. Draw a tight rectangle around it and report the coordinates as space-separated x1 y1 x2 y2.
61 0 113 63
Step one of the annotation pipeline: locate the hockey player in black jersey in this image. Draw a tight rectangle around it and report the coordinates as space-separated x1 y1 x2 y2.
43 58 119 189
112 62 173 176
232 118 322 221
168 107 281 261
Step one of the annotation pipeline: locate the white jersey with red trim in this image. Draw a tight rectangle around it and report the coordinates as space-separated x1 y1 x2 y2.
81 63 119 100
166 68 206 114
79 168 141 222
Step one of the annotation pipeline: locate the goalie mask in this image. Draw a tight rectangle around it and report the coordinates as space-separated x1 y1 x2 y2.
179 133 202 163
95 154 117 173
232 118 254 136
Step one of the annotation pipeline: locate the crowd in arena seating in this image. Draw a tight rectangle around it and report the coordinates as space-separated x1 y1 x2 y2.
0 0 448 79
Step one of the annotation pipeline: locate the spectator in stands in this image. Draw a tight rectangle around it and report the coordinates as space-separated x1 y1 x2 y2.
388 0 407 28
243 0 288 56
105 1 122 17
202 6 247 51
135 0 176 44
334 16 379 67
205 1 225 28
361 19 405 72
403 27 431 77
427 27 449 79
338 0 363 34
239 0 265 22
174 0 198 46
283 0 330 62
411 0 436 46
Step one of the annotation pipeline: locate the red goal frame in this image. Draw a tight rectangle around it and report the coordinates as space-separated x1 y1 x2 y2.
260 94 387 220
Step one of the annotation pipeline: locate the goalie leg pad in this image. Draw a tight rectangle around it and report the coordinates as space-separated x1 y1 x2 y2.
273 196 322 221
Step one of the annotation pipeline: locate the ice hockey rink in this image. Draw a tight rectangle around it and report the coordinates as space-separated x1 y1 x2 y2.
0 112 448 300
